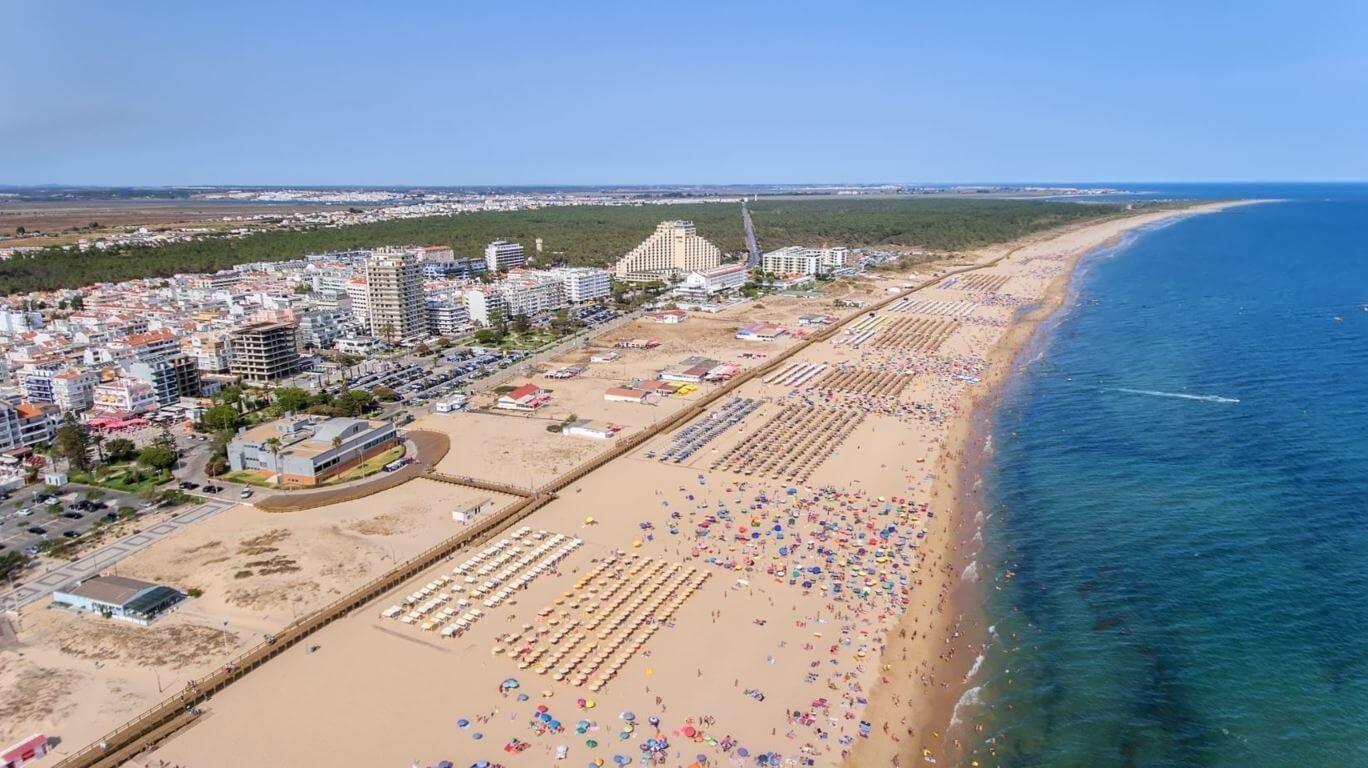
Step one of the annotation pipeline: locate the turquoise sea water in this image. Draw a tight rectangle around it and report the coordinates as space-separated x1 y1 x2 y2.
966 188 1368 767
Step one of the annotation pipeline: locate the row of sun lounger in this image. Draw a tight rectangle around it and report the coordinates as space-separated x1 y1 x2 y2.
655 397 761 464
886 297 977 317
381 527 583 638
814 366 911 398
501 553 709 692
867 316 959 352
711 403 867 482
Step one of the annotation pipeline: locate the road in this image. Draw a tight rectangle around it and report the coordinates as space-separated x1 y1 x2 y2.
2 497 237 610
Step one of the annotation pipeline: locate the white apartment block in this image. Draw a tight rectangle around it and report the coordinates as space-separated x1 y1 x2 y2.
346 278 371 325
0 310 44 335
761 245 851 276
485 240 526 272
181 333 233 373
549 267 612 303
93 378 158 415
426 299 471 336
614 220 723 283
681 263 750 295
463 287 507 327
500 270 567 317
52 369 99 412
364 248 428 340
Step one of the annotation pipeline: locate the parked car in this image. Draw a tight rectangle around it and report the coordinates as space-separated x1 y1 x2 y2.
240 488 254 499
202 485 222 494
178 481 200 490
26 526 46 535
62 530 79 538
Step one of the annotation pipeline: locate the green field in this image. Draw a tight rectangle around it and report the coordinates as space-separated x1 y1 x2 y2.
0 197 1131 293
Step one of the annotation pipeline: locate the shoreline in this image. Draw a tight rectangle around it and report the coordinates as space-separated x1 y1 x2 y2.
847 199 1261 768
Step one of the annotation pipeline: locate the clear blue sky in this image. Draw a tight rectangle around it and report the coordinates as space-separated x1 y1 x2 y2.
2 1 1365 186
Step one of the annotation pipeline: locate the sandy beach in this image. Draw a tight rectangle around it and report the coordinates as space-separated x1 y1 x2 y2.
6 202 1248 768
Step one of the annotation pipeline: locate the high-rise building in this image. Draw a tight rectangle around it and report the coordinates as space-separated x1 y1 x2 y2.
229 322 303 384
364 247 428 340
485 240 526 272
614 221 723 283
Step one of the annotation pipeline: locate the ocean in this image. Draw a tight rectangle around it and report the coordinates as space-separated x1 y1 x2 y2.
964 185 1368 767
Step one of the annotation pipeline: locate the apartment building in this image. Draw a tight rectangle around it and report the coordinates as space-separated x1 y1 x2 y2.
0 402 59 451
92 378 158 415
761 245 851 276
614 221 723 283
229 322 303 383
500 269 568 317
181 333 233 373
298 309 352 349
463 286 507 326
426 298 471 336
51 369 100 413
484 240 526 272
549 267 612 303
364 248 428 340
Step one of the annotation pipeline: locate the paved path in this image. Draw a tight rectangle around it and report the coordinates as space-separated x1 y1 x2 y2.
2 498 237 610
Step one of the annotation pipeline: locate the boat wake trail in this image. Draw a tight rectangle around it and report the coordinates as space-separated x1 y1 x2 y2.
1110 388 1240 404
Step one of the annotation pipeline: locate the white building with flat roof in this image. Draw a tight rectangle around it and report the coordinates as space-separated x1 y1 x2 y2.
761 245 850 276
463 286 507 326
614 221 723 283
500 270 567 317
680 262 749 295
484 240 526 272
549 267 611 303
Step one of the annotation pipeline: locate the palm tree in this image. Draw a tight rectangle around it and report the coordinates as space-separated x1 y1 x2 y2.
264 437 281 489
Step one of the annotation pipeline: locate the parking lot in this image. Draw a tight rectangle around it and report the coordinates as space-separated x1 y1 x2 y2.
0 484 148 557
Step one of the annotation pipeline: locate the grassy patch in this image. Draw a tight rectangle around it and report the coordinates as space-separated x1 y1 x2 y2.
71 465 171 493
324 446 405 485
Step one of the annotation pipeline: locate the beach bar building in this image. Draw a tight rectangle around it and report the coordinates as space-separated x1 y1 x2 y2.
52 575 184 625
496 383 551 412
2 734 48 768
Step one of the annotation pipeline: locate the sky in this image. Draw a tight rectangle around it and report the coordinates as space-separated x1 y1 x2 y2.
1 1 1365 186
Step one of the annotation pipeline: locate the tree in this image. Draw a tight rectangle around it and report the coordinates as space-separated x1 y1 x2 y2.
55 414 94 474
137 444 178 471
264 437 282 488
274 387 312 414
201 404 241 431
372 385 398 402
337 389 375 417
14 226 25 235
104 438 137 462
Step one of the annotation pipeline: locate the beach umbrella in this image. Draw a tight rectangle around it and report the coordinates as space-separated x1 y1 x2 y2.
502 678 520 689
517 693 529 701
472 732 483 740
457 719 470 728
587 739 598 748
736 748 749 758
